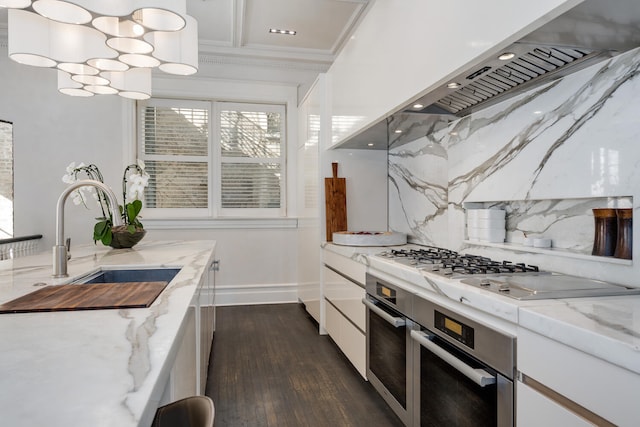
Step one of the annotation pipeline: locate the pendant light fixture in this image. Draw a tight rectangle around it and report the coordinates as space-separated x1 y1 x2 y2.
1 0 198 99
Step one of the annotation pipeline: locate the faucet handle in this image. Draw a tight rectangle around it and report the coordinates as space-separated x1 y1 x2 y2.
65 238 71 260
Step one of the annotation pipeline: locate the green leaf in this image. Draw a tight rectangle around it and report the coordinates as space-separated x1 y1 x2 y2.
127 224 136 234
101 228 113 246
93 220 109 241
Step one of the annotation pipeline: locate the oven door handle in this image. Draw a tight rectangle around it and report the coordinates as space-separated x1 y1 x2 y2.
410 330 496 387
362 298 406 327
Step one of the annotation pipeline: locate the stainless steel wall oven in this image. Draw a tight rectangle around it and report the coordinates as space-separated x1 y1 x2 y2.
363 274 414 426
411 295 515 427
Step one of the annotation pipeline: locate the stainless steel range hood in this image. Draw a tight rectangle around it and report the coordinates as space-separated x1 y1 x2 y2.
407 0 640 118
337 0 640 150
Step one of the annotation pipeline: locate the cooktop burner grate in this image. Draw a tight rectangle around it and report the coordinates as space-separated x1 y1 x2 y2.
377 246 541 277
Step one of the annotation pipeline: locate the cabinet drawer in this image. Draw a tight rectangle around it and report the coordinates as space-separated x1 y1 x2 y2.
323 265 365 331
325 299 366 379
323 250 366 285
518 327 639 426
517 382 592 427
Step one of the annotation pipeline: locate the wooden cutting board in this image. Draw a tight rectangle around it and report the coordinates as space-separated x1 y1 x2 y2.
0 281 168 314
325 162 347 242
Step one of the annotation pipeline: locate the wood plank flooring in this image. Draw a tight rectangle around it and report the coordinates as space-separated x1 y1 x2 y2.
206 303 404 427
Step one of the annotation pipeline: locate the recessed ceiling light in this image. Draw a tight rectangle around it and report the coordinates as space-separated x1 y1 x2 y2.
447 82 460 89
412 103 424 109
269 28 296 35
394 129 402 134
498 52 515 61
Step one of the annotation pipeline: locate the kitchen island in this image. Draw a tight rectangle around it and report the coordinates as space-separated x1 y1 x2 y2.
0 240 216 427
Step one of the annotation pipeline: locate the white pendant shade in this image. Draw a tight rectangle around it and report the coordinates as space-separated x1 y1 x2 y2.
72 74 109 85
107 37 154 54
87 58 129 72
57 62 98 75
148 15 198 75
32 0 91 24
92 17 145 38
119 53 161 68
3 0 198 98
103 68 152 100
0 0 31 7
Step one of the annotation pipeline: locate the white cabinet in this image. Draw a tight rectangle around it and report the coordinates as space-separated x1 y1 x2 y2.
517 327 640 426
296 75 324 325
516 382 592 427
327 0 578 146
199 259 217 394
322 258 367 379
160 307 198 404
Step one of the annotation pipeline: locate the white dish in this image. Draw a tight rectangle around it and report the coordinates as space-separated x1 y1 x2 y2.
332 231 407 246
467 217 506 228
533 238 552 248
467 208 506 220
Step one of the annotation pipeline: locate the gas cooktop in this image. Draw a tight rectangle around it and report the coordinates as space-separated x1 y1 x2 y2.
376 247 542 278
376 246 640 300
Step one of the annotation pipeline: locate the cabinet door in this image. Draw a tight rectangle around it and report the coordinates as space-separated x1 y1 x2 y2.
323 265 365 331
517 382 592 427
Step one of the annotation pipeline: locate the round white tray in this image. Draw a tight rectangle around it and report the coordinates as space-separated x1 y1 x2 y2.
332 231 407 246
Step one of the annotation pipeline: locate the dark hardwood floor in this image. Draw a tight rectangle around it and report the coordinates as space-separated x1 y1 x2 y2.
206 303 404 427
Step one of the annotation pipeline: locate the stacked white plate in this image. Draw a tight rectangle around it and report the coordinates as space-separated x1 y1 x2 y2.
466 209 506 242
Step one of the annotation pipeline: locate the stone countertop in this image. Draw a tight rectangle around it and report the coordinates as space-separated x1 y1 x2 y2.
323 243 640 375
0 240 217 427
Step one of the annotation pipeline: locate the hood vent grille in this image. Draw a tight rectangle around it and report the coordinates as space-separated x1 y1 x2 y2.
427 45 612 117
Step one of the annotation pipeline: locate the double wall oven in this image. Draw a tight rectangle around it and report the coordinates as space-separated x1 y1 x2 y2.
365 273 514 427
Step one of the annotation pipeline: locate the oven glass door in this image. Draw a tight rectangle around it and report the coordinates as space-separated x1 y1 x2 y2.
369 302 408 408
414 330 502 427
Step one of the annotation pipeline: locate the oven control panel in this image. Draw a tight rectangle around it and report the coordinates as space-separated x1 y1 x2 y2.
434 310 475 349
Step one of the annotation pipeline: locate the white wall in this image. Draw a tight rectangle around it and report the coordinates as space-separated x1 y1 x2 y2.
0 43 126 250
0 42 314 304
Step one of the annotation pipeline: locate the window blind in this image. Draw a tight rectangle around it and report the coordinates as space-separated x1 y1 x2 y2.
138 101 210 211
219 107 285 212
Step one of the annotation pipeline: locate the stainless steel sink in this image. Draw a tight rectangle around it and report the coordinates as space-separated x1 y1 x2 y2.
73 268 181 284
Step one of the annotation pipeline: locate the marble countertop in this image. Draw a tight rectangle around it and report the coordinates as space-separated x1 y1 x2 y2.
323 243 640 375
0 240 217 427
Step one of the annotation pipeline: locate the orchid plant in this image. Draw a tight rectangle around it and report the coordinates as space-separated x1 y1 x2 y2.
62 160 150 246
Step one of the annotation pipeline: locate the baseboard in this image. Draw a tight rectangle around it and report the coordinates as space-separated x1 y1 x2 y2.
214 282 299 306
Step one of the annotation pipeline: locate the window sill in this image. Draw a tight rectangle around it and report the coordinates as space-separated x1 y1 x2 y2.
143 217 298 230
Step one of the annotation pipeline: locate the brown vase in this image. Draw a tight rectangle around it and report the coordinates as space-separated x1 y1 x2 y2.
613 209 633 260
109 228 146 249
592 208 617 257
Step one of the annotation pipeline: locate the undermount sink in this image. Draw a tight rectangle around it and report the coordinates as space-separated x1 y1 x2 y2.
73 267 182 284
0 267 182 314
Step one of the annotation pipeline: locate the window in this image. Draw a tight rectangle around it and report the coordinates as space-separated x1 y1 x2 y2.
138 99 286 218
0 120 13 238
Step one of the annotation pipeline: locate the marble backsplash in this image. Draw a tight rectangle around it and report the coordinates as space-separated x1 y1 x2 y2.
389 46 640 286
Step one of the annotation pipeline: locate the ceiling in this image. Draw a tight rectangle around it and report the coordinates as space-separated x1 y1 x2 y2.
0 0 371 69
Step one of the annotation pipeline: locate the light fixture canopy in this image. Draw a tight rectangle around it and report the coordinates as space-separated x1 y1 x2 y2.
3 0 199 98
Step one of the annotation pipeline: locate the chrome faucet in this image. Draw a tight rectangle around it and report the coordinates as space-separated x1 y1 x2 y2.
53 179 123 278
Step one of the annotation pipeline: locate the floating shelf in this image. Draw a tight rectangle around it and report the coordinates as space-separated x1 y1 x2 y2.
463 240 633 266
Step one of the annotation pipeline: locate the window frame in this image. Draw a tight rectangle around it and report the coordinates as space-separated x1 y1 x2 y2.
137 98 288 220
214 101 287 218
137 98 213 219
